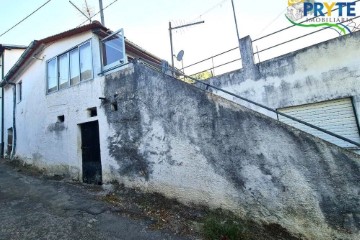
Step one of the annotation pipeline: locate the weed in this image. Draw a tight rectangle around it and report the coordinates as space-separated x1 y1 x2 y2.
203 215 249 240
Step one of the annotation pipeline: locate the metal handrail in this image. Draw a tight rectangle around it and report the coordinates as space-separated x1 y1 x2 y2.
183 47 239 70
182 8 360 75
190 58 241 77
138 59 360 148
253 16 360 56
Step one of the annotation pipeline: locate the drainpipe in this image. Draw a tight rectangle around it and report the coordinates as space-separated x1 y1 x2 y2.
4 82 16 160
0 41 39 159
1 53 4 158
11 83 16 159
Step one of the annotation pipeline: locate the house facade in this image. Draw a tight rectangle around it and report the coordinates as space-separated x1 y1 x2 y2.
1 21 360 239
0 21 161 183
0 44 27 157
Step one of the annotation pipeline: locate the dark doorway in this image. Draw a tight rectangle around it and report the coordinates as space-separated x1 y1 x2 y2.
80 121 102 184
7 128 13 156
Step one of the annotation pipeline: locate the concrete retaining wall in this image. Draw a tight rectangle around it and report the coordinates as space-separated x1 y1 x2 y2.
103 62 360 240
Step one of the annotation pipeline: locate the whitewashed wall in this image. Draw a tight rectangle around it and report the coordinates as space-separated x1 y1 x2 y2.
3 32 116 180
1 48 26 153
3 49 25 75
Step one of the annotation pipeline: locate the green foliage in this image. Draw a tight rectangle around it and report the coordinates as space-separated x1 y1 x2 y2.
203 215 249 240
181 70 213 83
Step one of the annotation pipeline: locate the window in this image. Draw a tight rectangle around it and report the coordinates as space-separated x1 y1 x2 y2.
88 107 97 117
47 40 93 93
101 29 126 71
18 81 22 102
70 48 80 85
57 115 65 122
80 42 93 81
7 128 13 156
47 58 57 93
0 54 3 79
111 102 118 111
58 53 69 89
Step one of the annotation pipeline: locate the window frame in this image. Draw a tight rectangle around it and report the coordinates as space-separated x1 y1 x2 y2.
69 47 80 86
79 41 94 82
46 39 93 94
100 28 127 72
46 57 58 93
58 52 70 90
17 81 22 103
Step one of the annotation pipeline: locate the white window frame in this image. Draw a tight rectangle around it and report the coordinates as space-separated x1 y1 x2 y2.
101 28 127 72
58 52 70 90
79 41 94 82
46 39 93 94
46 57 58 93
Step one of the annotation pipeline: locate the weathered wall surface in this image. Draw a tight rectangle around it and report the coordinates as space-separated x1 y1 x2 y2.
1 48 26 154
199 32 360 130
3 32 114 179
103 63 360 240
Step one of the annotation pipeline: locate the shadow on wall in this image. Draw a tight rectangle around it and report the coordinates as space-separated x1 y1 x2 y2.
103 62 360 240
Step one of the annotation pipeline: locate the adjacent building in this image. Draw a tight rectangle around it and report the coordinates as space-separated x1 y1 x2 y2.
0 44 27 156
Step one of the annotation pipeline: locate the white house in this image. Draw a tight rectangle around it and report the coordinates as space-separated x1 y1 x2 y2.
0 21 162 184
0 44 27 157
1 21 359 240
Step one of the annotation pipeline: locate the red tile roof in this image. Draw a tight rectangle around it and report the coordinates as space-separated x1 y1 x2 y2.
1 21 162 86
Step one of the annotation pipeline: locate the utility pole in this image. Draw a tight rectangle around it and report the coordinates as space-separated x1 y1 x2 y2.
168 20 204 76
99 0 105 26
169 22 174 76
231 0 242 59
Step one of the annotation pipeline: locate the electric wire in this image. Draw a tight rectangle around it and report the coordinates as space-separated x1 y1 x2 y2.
193 0 229 21
253 0 360 42
78 0 119 27
0 0 53 38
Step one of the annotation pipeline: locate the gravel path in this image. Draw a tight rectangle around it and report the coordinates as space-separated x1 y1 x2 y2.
0 160 189 240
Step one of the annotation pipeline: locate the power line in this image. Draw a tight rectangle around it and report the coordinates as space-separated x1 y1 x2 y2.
78 0 119 27
193 0 229 21
256 7 287 37
0 0 52 38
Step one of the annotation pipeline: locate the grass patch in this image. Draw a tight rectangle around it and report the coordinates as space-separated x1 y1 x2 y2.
203 214 250 240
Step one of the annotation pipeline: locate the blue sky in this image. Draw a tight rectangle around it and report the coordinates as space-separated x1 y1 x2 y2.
0 0 355 75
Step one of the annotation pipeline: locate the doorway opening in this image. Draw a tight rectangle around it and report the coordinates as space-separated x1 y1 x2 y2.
7 128 13 156
80 121 102 184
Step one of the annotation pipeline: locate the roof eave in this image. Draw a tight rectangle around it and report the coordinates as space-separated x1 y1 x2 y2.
0 41 40 87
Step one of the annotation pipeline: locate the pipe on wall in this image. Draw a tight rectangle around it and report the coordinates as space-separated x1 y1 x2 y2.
9 83 16 160
1 52 4 157
2 80 17 159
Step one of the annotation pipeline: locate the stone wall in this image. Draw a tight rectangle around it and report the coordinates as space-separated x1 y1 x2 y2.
103 62 360 240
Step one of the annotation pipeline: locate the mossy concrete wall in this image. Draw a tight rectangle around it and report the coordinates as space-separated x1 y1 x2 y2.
103 62 360 240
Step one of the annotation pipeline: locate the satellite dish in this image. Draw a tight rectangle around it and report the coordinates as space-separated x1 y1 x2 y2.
176 50 184 61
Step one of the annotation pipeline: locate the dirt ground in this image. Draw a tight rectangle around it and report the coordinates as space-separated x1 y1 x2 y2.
0 158 302 240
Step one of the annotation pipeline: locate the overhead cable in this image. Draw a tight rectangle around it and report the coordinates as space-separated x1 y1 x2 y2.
0 0 53 38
